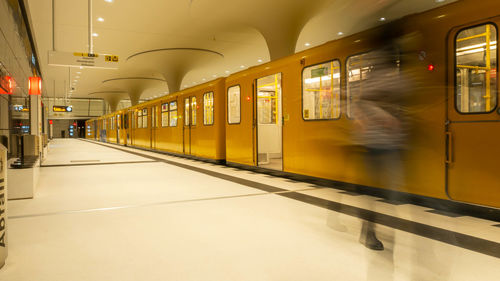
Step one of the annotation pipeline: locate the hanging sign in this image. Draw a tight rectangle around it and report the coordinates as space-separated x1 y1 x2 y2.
53 106 73 112
48 51 119 69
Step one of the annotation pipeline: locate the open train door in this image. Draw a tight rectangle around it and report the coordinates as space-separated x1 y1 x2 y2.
446 21 500 208
255 73 283 171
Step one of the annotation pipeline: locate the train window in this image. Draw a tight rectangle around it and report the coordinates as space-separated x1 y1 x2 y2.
191 97 197 126
184 98 190 126
257 73 281 124
228 85 241 124
142 108 148 128
302 60 340 120
456 24 497 113
169 101 178 127
137 111 142 128
161 103 169 127
204 92 214 125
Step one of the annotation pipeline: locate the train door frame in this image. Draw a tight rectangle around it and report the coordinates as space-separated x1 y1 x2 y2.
151 105 158 150
254 72 283 171
183 97 192 155
445 20 500 208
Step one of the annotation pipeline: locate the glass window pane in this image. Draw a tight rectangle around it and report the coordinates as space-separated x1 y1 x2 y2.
142 108 148 128
456 24 497 113
204 92 214 125
138 111 142 128
169 101 178 127
228 85 240 124
184 98 190 126
161 103 169 127
191 97 197 126
257 73 281 124
303 60 341 120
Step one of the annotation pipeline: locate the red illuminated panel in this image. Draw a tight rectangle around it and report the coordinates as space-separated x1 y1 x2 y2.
29 76 42 95
0 76 13 95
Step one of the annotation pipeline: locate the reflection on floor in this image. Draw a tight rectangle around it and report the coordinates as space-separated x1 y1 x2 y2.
1 139 499 281
259 157 282 171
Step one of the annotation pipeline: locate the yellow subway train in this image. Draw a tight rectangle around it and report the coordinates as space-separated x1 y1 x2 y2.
86 0 500 210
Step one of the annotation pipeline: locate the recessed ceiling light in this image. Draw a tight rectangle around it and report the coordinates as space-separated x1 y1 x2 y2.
202 78 206 81
79 67 83 69
258 59 263 62
212 74 217 77
240 65 245 68
97 17 104 22
435 0 445 3
225 70 230 73
379 17 386 21
104 0 113 3
337 32 344 36
92 33 98 37
305 43 310 46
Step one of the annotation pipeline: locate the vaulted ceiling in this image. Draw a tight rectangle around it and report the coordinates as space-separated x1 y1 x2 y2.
26 0 457 104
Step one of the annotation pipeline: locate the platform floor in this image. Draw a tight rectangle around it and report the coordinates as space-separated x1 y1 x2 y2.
1 139 499 281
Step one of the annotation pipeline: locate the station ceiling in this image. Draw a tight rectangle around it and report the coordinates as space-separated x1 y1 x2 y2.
26 0 456 102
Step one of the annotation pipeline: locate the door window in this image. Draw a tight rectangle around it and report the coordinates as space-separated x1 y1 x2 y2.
455 24 498 113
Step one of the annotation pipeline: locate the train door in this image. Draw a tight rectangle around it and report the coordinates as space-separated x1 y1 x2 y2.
183 97 191 155
116 114 121 144
151 105 158 149
255 73 283 170
93 120 97 140
122 112 129 146
446 22 500 208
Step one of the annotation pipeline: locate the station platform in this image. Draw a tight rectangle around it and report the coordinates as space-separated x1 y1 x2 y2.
1 139 499 281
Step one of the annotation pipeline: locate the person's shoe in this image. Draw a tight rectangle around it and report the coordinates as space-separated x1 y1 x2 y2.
363 231 384 251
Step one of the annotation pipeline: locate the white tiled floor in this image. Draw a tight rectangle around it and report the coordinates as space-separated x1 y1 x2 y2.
1 139 499 281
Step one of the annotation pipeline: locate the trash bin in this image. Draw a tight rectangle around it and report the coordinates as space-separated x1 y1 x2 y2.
0 144 8 269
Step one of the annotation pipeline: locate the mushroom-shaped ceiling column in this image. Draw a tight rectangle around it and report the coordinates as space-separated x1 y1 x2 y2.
191 0 333 60
88 90 128 113
126 48 224 94
102 77 167 106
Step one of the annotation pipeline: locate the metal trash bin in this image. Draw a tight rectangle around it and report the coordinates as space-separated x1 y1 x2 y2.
0 144 7 269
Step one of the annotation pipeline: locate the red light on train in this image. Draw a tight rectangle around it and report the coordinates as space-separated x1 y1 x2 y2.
427 64 435 71
246 96 251 101
28 77 42 95
49 120 53 125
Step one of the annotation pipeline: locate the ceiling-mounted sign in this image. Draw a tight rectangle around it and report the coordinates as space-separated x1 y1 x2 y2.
48 51 119 69
53 105 73 112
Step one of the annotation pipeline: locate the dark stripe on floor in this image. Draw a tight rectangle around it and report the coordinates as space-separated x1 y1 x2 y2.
426 209 464 218
81 139 500 259
41 160 158 168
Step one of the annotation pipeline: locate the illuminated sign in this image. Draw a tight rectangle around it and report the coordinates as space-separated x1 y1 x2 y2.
53 106 73 112
48 51 119 69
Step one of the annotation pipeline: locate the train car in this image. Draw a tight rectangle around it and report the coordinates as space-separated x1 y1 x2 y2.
124 78 226 162
223 0 500 209
89 0 500 209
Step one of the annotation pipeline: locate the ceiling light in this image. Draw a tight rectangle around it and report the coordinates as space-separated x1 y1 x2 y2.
79 67 83 69
212 74 217 77
379 17 386 21
240 65 245 68
258 59 263 62
202 78 206 81
305 43 310 47
435 0 445 3
97 17 104 22
225 70 230 73
76 72 81 74
337 32 343 36
104 0 113 3
92 33 98 37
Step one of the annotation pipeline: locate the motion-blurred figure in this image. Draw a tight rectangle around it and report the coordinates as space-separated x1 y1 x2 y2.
351 28 409 251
